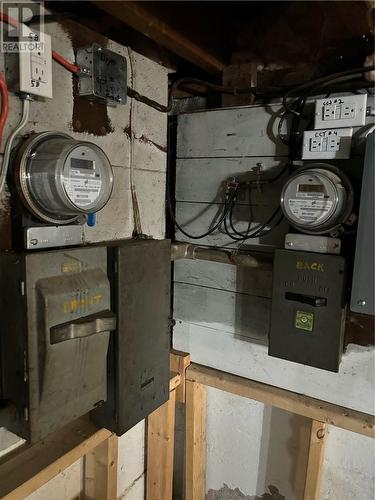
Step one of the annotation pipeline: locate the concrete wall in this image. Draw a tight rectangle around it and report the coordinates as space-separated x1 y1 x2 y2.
0 17 168 500
173 102 375 499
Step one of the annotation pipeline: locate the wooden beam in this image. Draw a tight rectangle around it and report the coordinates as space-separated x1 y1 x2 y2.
92 1 226 75
84 434 118 500
170 349 191 403
304 420 326 500
186 364 375 438
0 417 112 499
185 380 206 500
146 389 177 500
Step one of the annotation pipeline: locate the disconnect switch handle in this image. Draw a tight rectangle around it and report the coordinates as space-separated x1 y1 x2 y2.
50 311 116 344
285 292 327 307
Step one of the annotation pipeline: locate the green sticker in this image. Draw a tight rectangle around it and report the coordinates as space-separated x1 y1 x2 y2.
295 310 314 332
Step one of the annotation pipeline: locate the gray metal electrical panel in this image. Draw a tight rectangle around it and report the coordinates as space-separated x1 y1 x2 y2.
92 239 171 435
0 246 114 442
269 250 346 372
350 133 375 316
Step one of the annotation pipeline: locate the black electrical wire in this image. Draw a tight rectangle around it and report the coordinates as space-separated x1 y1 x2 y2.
282 64 375 115
224 205 283 242
167 190 237 240
127 86 169 113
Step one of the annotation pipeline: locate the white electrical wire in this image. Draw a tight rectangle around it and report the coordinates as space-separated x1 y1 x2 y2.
0 97 30 194
126 46 143 236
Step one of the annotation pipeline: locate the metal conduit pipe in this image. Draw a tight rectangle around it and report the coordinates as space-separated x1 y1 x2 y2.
171 242 272 269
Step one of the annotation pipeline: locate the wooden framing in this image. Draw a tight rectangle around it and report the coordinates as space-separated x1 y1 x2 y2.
0 355 373 500
0 418 115 499
184 362 375 500
304 421 327 500
0 370 182 500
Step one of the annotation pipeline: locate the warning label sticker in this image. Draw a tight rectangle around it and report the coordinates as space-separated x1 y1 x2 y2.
288 198 333 223
295 310 314 332
64 169 102 208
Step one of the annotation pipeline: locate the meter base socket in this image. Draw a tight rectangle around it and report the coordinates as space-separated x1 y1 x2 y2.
280 164 354 235
76 44 127 105
13 131 113 226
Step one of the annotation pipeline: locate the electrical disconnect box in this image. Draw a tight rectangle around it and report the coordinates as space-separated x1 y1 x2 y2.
269 250 346 372
92 239 171 435
314 94 367 129
350 133 375 316
77 44 127 105
0 246 115 442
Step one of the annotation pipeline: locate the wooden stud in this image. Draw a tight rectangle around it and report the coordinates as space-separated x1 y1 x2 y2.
170 371 182 392
147 389 177 500
170 350 191 403
187 364 375 438
304 420 327 500
0 417 112 499
84 433 118 500
185 380 206 500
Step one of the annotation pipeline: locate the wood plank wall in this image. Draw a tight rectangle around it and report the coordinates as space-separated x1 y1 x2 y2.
173 99 372 344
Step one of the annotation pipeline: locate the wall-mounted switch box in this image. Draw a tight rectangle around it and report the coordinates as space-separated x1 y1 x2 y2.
19 29 53 98
302 128 353 159
314 94 367 129
77 44 127 105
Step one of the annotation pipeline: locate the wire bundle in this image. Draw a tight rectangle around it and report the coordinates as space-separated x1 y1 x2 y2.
168 182 283 244
278 65 375 163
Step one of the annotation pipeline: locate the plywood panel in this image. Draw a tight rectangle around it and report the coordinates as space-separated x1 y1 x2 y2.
175 201 288 248
177 105 289 158
174 283 270 343
174 259 273 298
175 157 288 204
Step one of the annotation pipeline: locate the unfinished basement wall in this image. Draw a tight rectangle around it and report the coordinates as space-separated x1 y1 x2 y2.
173 102 375 500
0 18 169 500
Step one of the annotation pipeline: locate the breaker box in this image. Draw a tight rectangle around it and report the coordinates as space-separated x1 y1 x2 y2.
92 239 171 435
269 250 346 372
0 246 115 442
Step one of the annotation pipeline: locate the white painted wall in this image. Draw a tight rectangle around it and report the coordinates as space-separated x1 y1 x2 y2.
173 102 375 499
0 17 168 500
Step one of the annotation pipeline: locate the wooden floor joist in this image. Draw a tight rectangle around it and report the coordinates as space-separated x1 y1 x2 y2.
186 363 375 438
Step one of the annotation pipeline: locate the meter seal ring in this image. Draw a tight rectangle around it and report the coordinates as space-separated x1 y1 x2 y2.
280 163 354 235
14 131 80 225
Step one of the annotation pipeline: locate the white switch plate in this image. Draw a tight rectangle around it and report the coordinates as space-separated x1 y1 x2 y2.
302 128 353 159
314 94 367 129
19 28 53 98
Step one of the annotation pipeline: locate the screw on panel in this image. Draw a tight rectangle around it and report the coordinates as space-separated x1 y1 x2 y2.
357 299 366 306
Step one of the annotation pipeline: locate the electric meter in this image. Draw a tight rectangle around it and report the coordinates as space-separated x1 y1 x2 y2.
14 131 113 225
280 164 353 234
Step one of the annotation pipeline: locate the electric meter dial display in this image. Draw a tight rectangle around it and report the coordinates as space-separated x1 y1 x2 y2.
15 131 113 225
280 164 353 234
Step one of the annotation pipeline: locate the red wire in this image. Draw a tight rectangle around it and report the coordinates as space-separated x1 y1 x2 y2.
51 50 80 74
0 73 9 146
0 11 81 74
